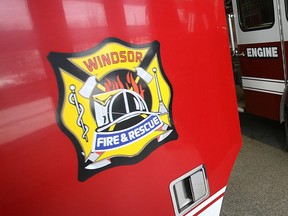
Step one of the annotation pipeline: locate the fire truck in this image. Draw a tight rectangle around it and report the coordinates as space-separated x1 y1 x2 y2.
0 0 241 215
226 0 288 147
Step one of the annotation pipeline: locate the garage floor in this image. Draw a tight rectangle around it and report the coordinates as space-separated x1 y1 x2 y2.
220 113 288 216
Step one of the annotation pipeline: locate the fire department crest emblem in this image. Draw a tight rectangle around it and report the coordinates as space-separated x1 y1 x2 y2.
48 38 178 181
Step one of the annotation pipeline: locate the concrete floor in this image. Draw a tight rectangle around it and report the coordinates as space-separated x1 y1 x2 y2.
220 113 288 216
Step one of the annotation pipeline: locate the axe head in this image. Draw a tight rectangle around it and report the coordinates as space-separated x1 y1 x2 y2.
136 67 153 83
79 76 97 98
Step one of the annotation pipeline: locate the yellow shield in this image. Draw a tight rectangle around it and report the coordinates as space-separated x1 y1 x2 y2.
48 38 177 181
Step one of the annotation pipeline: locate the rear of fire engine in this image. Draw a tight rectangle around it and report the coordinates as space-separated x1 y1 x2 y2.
0 0 241 215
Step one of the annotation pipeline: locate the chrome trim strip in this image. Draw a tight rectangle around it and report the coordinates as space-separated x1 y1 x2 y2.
242 76 285 95
276 0 287 84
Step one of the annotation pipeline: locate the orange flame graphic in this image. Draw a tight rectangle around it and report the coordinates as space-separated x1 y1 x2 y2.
103 72 145 99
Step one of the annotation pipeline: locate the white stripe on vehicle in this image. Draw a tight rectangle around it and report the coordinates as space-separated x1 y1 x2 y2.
186 186 226 216
198 197 224 216
242 76 285 95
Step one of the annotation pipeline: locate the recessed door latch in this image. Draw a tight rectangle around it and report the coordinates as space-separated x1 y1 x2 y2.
169 165 209 216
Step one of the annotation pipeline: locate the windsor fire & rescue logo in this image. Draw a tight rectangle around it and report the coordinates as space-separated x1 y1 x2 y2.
48 38 177 181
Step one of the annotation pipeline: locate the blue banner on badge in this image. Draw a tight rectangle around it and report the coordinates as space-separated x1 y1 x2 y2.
93 114 163 152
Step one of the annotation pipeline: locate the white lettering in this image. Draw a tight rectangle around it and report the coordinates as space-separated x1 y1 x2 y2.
97 135 120 147
246 47 278 58
272 47 278 57
139 126 146 135
251 48 257 57
257 48 263 57
153 116 160 125
144 122 150 131
114 135 119 145
265 47 272 57
134 127 140 137
128 131 135 140
97 137 105 147
96 116 162 150
247 48 252 57
107 136 113 146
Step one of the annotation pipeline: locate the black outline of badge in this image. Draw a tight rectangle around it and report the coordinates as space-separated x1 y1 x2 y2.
48 38 178 181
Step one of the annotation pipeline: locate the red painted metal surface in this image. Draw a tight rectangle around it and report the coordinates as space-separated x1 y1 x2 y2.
237 41 285 121
237 42 287 121
244 90 282 121
0 0 241 215
239 42 284 80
